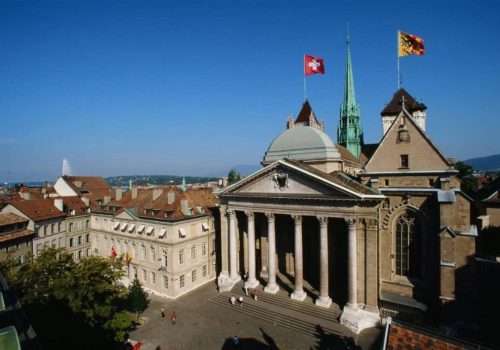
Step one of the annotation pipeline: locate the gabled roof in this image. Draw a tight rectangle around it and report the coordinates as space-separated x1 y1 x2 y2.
295 100 320 125
221 159 383 199
363 108 451 173
381 88 426 116
61 196 90 216
8 199 66 222
61 176 114 205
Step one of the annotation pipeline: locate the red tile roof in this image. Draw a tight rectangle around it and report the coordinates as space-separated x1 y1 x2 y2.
0 213 28 226
60 196 90 216
294 100 320 125
9 199 66 222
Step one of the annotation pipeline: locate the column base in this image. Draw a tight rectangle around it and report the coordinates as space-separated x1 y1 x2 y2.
218 273 236 292
264 283 279 294
246 279 260 289
315 296 332 308
340 304 380 334
230 275 241 284
290 290 307 301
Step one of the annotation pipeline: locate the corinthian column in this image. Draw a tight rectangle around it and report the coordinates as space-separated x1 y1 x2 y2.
264 213 279 294
245 211 259 288
228 209 239 282
291 215 306 301
315 216 332 308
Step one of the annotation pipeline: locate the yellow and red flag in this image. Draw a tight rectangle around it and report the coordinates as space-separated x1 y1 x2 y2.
398 31 425 57
126 251 132 266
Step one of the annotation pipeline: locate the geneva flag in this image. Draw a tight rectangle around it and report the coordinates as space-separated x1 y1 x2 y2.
398 31 425 57
305 55 325 75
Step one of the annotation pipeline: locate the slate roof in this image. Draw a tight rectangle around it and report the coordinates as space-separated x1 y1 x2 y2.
8 199 66 222
0 228 34 243
381 88 427 116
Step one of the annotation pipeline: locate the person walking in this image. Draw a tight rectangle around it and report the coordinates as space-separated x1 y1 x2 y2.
251 289 257 301
230 296 236 306
161 307 165 319
244 282 249 296
233 335 240 349
238 296 243 307
170 311 177 325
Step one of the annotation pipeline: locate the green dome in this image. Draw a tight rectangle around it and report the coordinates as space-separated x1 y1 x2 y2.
263 126 341 163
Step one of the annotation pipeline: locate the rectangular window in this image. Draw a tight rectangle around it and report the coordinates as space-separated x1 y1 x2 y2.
202 243 207 256
191 246 196 261
85 220 89 229
163 275 168 289
163 250 168 267
191 270 196 282
180 274 185 288
69 223 73 232
142 269 147 282
203 265 207 277
69 238 74 247
384 179 390 186
78 236 82 245
179 249 184 264
51 223 55 234
429 178 434 187
150 247 155 262
151 272 156 285
85 234 89 243
400 154 409 168
58 222 62 232
141 246 146 261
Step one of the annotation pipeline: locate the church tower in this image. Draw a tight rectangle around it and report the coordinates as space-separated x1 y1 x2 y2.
337 34 364 159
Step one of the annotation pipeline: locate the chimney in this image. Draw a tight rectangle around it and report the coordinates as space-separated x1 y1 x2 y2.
132 188 138 199
167 191 175 205
152 188 163 201
115 188 123 201
82 197 90 206
180 199 189 216
54 198 64 212
103 196 111 205
20 192 31 200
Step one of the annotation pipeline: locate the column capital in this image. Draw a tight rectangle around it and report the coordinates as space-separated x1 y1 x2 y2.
317 216 328 226
346 218 357 228
291 214 302 224
244 211 254 220
227 209 235 218
364 218 378 230
265 212 275 222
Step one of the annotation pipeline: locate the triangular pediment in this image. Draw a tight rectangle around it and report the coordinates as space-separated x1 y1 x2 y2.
365 110 450 173
221 160 382 200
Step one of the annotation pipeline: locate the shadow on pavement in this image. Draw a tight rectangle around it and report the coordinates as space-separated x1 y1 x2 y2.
220 326 280 350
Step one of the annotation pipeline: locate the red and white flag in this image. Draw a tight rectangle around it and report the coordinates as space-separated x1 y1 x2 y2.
111 246 117 257
305 55 325 75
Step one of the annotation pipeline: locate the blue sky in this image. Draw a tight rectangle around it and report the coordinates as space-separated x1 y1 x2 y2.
1 0 499 182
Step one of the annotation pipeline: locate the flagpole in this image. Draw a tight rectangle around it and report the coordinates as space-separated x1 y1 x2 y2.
303 54 307 100
397 30 400 89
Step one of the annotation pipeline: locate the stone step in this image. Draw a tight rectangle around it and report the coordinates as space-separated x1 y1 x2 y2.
208 294 344 337
231 281 342 322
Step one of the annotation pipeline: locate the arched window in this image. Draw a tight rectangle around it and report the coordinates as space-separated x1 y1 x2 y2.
395 211 420 277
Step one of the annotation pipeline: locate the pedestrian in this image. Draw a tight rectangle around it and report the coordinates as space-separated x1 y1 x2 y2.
244 282 249 296
170 311 176 325
230 296 236 306
233 335 240 349
161 307 165 319
238 296 243 306
251 289 257 301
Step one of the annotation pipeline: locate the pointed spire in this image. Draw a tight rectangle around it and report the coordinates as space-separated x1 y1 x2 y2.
337 29 363 159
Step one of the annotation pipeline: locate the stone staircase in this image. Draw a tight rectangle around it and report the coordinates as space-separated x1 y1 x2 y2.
208 281 346 337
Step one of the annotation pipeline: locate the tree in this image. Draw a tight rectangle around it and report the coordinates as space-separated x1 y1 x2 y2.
127 277 150 321
455 161 478 197
227 169 241 184
54 255 135 341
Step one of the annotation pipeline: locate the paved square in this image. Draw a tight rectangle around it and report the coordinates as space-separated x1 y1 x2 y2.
130 282 382 350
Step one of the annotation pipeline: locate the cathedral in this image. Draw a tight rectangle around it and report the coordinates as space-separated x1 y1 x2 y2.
217 36 476 334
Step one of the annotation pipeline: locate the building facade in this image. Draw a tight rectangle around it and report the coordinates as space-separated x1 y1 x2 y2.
0 213 34 264
217 38 476 334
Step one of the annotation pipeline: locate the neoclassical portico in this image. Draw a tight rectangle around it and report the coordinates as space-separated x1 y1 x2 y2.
218 159 384 333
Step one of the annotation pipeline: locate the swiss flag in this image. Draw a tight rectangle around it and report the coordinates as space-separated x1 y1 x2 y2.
111 246 117 257
305 55 325 75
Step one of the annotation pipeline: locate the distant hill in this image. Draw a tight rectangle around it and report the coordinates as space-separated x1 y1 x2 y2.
464 154 500 171
105 175 219 187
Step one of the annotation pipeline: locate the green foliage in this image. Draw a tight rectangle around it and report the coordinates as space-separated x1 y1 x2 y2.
227 169 241 183
1 248 135 344
455 161 478 197
126 277 150 319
